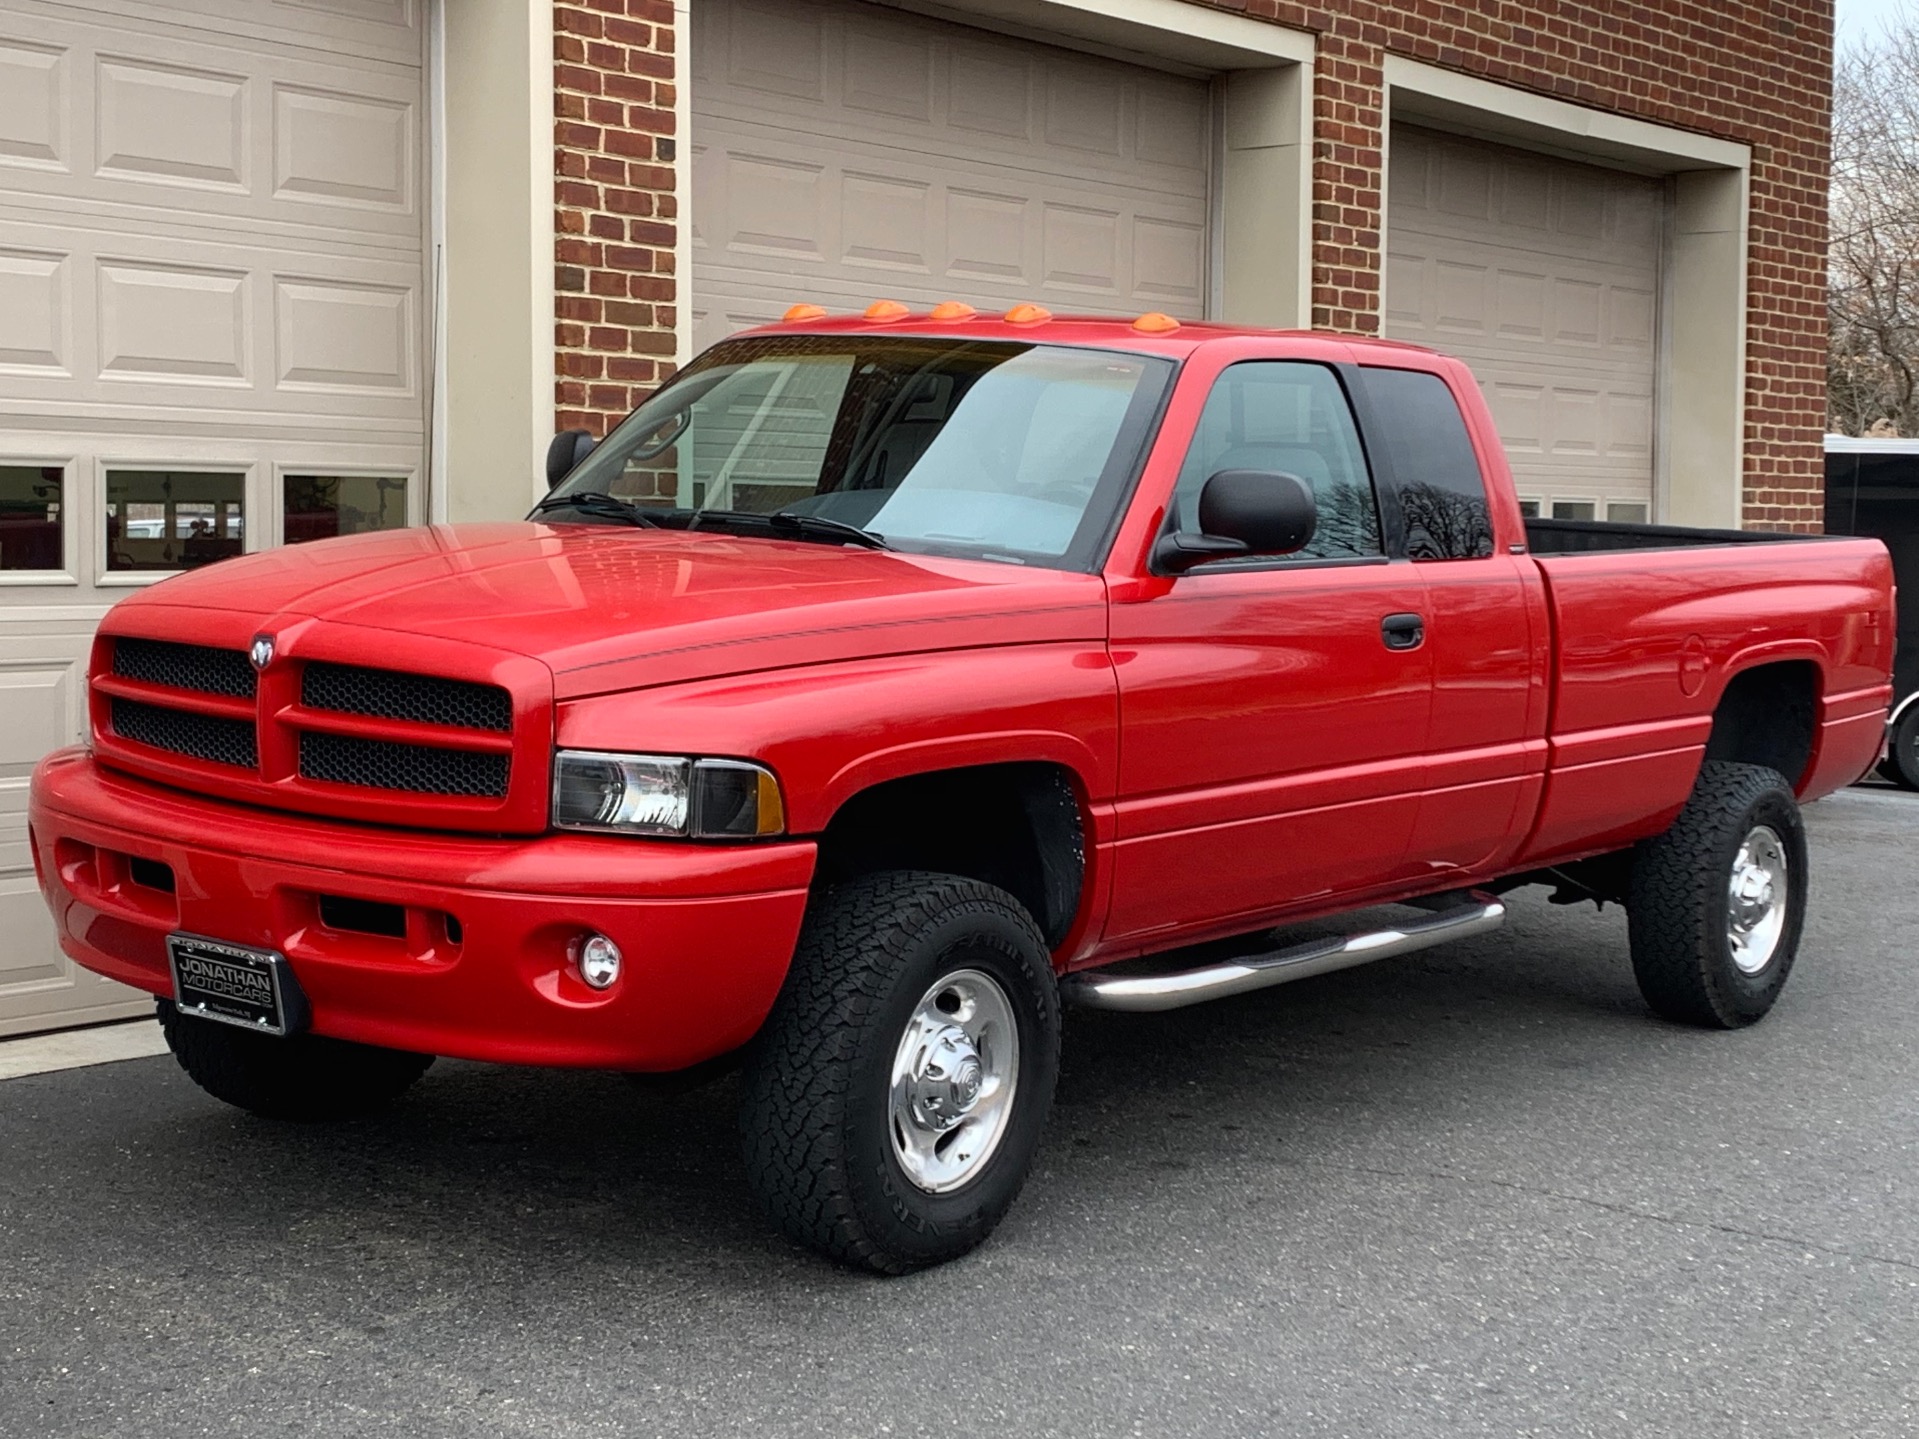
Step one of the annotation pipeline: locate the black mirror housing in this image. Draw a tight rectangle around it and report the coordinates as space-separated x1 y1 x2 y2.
1196 469 1316 556
546 429 598 489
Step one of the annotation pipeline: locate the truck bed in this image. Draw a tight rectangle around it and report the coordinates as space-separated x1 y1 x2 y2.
1515 528 1895 866
1524 517 1822 554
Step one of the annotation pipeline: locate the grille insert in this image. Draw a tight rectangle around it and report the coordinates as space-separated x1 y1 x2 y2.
113 638 256 699
302 663 511 733
300 732 508 797
111 698 258 769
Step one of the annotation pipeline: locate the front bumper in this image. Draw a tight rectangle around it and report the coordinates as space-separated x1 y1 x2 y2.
29 748 815 1070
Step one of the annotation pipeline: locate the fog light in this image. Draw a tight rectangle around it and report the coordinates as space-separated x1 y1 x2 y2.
575 933 623 990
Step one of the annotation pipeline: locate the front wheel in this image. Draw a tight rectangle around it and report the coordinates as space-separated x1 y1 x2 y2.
1627 762 1807 1028
740 872 1060 1274
1877 706 1919 791
158 1000 434 1120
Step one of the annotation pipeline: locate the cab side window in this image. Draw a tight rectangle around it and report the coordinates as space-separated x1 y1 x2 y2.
1359 367 1495 560
1173 362 1383 560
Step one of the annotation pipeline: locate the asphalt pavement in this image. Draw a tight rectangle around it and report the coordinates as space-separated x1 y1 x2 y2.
4 785 1918 1438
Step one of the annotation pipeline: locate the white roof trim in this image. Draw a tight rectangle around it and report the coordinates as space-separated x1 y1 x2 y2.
878 0 1313 74
1385 56 1751 175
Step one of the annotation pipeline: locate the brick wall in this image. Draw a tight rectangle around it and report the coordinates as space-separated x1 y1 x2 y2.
554 0 1832 529
1227 0 1833 531
553 0 679 440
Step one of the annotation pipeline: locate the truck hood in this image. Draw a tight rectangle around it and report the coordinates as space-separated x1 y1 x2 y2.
113 522 1110 697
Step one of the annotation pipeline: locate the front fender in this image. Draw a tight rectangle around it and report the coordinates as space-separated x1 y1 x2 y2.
553 643 1120 835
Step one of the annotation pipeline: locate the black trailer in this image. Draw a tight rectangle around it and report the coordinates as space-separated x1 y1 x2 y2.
1826 437 1919 788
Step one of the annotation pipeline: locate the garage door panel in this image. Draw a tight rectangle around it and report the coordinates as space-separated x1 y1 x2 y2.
0 8 422 245
0 245 68 375
0 1 424 1035
41 0 421 67
1388 126 1662 515
0 37 69 171
694 0 1210 345
0 212 422 426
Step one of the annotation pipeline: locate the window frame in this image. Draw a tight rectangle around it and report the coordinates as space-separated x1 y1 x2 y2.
1346 362 1502 563
558 335 1179 575
275 463 420 547
1154 358 1398 577
96 460 256 586
0 456 78 587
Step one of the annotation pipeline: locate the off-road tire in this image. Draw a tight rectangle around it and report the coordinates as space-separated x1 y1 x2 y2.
740 872 1060 1274
1627 762 1807 1028
1876 706 1919 791
158 999 434 1120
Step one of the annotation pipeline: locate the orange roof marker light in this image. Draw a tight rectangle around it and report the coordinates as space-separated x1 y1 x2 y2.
864 299 911 322
1132 311 1181 334
1004 303 1053 325
782 303 828 323
929 300 977 321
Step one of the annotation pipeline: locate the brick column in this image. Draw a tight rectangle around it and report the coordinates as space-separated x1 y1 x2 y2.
553 0 680 439
1308 30 1386 334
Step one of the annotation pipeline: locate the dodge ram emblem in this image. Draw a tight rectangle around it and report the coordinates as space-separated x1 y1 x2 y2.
249 635 276 671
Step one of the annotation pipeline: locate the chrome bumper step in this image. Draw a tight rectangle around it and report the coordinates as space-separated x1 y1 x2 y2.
1060 892 1507 1013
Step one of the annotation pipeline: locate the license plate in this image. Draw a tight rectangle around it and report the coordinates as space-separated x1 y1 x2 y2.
167 935 308 1037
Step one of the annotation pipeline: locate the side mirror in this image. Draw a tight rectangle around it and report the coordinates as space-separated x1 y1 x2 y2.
1153 470 1318 574
546 429 598 489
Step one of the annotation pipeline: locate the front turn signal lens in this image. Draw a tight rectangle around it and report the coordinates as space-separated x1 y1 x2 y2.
690 759 786 837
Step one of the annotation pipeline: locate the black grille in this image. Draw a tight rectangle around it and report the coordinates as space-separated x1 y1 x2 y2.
111 698 258 769
300 732 508 797
113 638 256 699
302 663 511 733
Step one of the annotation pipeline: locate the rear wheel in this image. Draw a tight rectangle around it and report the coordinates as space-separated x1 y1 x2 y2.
1876 706 1919 790
158 1000 434 1120
1627 762 1807 1028
740 872 1060 1274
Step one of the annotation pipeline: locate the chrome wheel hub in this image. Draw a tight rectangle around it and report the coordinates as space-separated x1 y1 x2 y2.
889 969 1019 1194
1727 824 1789 975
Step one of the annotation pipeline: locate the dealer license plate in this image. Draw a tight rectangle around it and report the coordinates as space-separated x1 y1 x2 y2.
167 935 305 1037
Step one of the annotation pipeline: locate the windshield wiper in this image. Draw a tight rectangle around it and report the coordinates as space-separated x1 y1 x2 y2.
691 509 890 550
767 511 890 550
531 491 658 528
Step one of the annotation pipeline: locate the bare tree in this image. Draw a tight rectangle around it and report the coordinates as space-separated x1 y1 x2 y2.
1830 17 1919 437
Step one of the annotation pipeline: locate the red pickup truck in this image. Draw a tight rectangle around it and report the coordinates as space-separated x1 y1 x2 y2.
30 311 1894 1273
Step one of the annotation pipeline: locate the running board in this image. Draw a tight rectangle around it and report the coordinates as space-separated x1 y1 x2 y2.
1060 892 1507 1013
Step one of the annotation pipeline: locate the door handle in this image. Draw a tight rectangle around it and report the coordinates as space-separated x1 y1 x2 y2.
1381 612 1425 650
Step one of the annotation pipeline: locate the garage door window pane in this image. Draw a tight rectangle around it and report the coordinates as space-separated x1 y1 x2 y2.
1552 500 1597 521
106 470 244 572
284 475 408 544
0 466 64 571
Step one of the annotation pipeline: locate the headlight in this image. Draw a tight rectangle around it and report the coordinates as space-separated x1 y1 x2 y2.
551 751 786 838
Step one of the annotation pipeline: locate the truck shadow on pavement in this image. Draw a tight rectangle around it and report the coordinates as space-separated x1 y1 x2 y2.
10 889 1696 1284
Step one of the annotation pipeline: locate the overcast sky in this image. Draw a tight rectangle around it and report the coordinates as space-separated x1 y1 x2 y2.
1838 0 1910 49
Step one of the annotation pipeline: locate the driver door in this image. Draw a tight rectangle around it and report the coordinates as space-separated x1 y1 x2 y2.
1104 361 1433 947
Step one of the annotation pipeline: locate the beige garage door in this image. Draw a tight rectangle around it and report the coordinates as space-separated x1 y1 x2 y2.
1386 126 1663 523
0 0 428 1035
691 0 1212 349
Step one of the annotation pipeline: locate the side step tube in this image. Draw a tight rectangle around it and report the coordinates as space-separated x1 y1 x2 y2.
1060 892 1507 1013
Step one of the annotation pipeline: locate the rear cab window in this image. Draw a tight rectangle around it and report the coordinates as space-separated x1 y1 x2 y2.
1357 367 1496 560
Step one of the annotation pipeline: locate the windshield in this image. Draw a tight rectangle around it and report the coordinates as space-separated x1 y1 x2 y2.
549 336 1173 568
